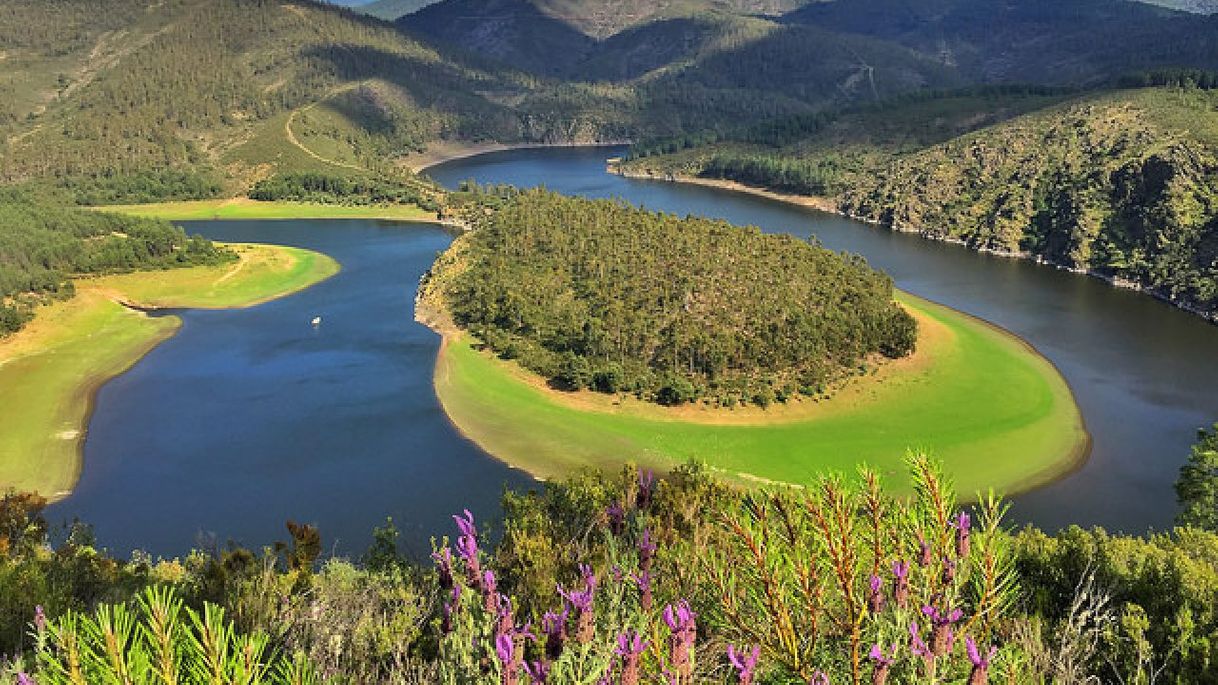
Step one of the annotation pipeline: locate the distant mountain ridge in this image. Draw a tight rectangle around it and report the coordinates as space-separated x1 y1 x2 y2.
357 0 440 20
402 0 1218 88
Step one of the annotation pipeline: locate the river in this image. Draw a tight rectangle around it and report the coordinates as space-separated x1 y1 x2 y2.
426 145 1218 533
46 146 1218 556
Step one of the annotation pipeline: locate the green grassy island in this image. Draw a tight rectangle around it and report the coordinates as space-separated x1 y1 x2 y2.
0 243 339 500
421 191 1087 494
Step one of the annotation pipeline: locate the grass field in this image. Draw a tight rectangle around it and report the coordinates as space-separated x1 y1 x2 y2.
97 198 437 222
432 293 1089 496
0 244 339 500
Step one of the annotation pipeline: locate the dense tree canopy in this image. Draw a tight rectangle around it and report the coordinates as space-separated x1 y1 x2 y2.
1177 423 1218 530
249 171 440 211
434 190 915 407
0 193 229 335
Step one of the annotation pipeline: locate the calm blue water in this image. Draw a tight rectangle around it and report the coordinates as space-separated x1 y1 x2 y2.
431 146 1218 533
48 221 532 558
45 147 1218 556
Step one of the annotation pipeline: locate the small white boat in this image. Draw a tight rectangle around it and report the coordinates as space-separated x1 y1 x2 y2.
311 316 322 327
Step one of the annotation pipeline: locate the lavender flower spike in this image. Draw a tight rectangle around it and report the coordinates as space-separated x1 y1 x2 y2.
891 561 910 609
17 674 35 685
909 621 933 667
922 605 964 656
727 644 761 685
454 509 477 538
616 629 649 685
808 671 830 685
663 600 698 681
638 529 657 573
868 643 898 685
867 574 885 614
952 511 972 558
540 609 568 660
495 633 520 685
966 637 999 685
636 468 655 510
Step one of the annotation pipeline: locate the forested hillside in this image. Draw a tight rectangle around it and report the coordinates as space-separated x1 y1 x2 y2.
5 0 1218 195
0 191 229 334
785 0 1218 84
0 0 634 189
622 83 1218 320
425 190 915 407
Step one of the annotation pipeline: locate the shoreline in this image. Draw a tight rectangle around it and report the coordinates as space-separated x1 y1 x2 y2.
416 266 1090 497
410 140 631 174
0 244 340 501
94 198 445 224
613 165 1217 325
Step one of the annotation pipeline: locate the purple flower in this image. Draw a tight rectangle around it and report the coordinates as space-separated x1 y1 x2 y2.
867 574 885 614
540 609 568 660
632 569 653 611
727 644 760 685
453 510 482 588
616 629 648 685
17 674 35 685
922 605 963 656
636 468 655 510
916 532 932 567
579 564 598 592
966 637 998 685
909 621 933 667
606 501 626 537
942 557 958 584
454 509 477 538
558 582 596 644
663 600 697 681
638 529 657 573
442 585 462 634
432 547 455 590
952 512 972 559
484 570 500 612
891 561 910 609
495 633 520 685
868 643 897 685
808 672 829 685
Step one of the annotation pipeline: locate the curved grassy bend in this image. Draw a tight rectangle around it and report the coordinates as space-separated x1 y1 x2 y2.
431 293 1088 496
0 244 340 500
97 198 436 222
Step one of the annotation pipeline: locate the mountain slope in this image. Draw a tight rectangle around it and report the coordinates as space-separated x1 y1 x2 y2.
785 0 1218 84
623 85 1218 319
0 0 633 187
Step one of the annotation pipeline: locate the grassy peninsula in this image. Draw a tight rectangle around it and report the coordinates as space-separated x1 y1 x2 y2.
0 244 339 499
97 198 437 222
421 191 1086 492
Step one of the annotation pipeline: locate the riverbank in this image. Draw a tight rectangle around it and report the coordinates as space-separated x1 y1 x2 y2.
420 287 1089 497
95 198 437 222
0 243 340 500
613 165 1218 324
408 140 630 174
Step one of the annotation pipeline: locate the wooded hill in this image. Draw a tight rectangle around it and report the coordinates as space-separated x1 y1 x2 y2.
0 190 229 334
6 0 1218 196
621 82 1218 320
427 189 916 407
0 0 637 189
